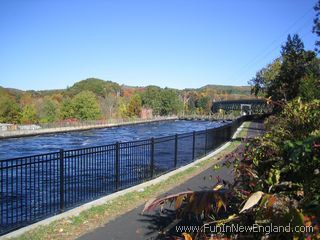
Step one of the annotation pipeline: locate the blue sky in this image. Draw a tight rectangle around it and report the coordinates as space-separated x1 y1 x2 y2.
0 0 318 90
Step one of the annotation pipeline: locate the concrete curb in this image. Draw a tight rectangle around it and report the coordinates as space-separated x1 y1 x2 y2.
2 123 245 239
0 117 178 139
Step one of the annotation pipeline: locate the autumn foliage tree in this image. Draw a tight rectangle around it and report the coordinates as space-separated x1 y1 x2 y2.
0 78 254 124
127 94 142 117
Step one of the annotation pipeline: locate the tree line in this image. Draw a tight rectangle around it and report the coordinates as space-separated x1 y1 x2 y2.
0 78 254 124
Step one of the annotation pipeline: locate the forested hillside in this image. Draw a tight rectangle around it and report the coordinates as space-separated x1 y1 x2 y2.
0 79 255 124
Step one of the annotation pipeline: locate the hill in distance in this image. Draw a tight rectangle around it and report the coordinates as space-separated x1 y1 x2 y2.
200 84 251 96
0 78 253 98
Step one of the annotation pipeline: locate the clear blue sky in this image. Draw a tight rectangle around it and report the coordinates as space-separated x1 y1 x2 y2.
0 0 318 90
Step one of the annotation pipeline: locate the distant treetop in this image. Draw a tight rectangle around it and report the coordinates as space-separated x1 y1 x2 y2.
66 78 121 97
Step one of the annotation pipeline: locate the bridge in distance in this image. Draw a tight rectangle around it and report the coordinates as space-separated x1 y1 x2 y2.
211 99 272 115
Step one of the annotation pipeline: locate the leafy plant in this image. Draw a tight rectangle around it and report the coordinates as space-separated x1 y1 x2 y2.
144 99 320 239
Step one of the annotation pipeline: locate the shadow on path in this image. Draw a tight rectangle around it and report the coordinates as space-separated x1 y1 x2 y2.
77 121 265 240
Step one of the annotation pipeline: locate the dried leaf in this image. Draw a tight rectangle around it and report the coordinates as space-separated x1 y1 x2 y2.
239 191 264 213
214 193 226 213
266 195 277 209
143 190 228 219
182 232 193 240
175 195 184 210
215 214 238 226
213 184 223 191
216 197 224 213
142 191 193 213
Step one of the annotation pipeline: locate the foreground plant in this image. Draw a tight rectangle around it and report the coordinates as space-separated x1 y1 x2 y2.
143 99 320 240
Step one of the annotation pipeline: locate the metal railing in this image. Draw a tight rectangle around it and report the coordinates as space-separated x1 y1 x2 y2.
0 116 249 235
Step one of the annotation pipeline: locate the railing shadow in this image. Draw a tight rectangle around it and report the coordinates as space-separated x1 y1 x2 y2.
137 209 176 239
138 209 206 240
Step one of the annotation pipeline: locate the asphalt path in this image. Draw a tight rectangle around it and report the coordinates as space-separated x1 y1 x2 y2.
78 121 264 240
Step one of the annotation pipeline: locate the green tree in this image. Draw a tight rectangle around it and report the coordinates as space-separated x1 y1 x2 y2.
140 86 183 116
72 91 101 120
42 98 59 122
20 105 37 124
250 34 319 104
299 55 320 101
0 97 21 123
60 98 75 119
140 86 162 115
249 59 281 96
196 96 211 114
160 89 183 115
67 78 121 97
186 93 197 114
313 0 320 51
271 34 305 101
116 98 129 118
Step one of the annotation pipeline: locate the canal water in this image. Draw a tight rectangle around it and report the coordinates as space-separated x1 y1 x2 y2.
0 120 229 160
0 119 236 234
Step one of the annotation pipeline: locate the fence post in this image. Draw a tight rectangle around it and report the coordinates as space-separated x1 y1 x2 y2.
115 142 120 190
205 129 208 154
174 134 178 168
192 131 196 160
150 138 155 179
59 149 65 213
1 161 3 223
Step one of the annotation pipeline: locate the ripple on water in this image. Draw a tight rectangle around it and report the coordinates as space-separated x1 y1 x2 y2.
0 120 228 160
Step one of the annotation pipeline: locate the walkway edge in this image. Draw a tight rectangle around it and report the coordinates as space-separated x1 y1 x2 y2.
2 122 246 239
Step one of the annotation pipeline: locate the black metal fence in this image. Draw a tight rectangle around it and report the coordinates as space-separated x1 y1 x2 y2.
0 116 248 235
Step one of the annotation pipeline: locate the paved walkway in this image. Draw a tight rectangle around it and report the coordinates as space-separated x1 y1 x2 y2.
78 121 264 240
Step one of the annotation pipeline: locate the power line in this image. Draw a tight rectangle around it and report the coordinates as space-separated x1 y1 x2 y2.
239 15 314 82
229 6 315 83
